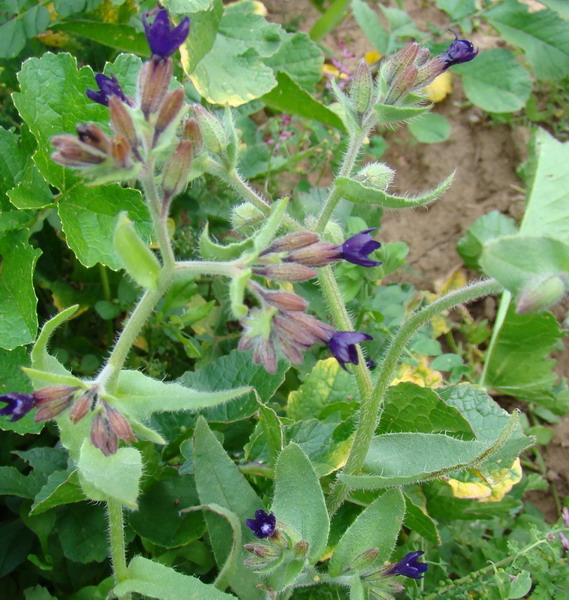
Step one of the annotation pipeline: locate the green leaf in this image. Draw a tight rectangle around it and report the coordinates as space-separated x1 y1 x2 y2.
475 308 564 403
540 0 569 19
178 349 288 422
56 503 108 563
352 0 388 54
335 171 454 208
509 571 532 599
13 52 152 269
114 369 251 423
199 223 254 260
404 494 441 545
264 32 323 90
310 0 351 41
287 357 357 420
272 443 329 563
0 230 41 350
329 488 405 576
408 113 451 144
77 440 142 509
257 399 283 466
31 470 85 515
520 129 569 242
457 210 518 270
378 382 475 438
0 4 51 59
262 71 345 130
0 466 43 499
374 103 432 124
128 471 205 548
114 556 237 600
0 127 29 208
452 49 532 113
192 417 264 600
486 0 569 80
436 0 476 20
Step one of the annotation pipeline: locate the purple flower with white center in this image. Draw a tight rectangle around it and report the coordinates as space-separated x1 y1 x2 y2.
440 32 478 68
86 73 128 107
385 551 428 579
246 509 277 539
338 228 381 268
328 331 373 370
0 393 36 422
143 8 190 59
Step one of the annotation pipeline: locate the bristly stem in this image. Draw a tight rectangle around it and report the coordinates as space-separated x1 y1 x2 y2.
107 499 130 598
326 278 504 514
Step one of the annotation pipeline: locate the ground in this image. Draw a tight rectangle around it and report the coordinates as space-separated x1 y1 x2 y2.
263 0 568 521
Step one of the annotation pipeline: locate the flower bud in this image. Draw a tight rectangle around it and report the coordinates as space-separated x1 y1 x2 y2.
109 95 139 149
355 162 396 191
162 140 193 199
262 232 320 255
273 313 321 346
91 412 118 456
139 57 173 119
104 403 136 444
69 390 94 424
110 135 132 169
192 105 228 154
350 548 379 571
516 275 567 314
33 385 78 422
76 123 110 153
292 540 309 558
154 87 185 143
183 119 204 154
253 264 317 282
285 241 340 267
252 338 277 374
384 64 418 106
385 42 419 83
261 290 308 312
51 135 108 168
349 59 374 114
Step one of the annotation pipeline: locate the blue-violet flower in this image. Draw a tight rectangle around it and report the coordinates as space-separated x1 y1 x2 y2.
440 32 478 68
143 8 190 59
86 73 128 107
0 393 36 422
328 331 373 370
246 509 277 539
338 228 381 267
385 551 428 579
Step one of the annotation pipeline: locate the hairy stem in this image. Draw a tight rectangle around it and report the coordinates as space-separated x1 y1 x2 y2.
107 499 130 597
327 278 504 514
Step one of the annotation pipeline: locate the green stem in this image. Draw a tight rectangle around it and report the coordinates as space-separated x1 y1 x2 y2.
174 260 241 279
327 278 504 514
479 290 511 385
107 499 129 595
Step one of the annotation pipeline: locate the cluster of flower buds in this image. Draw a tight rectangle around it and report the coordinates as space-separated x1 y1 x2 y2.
244 509 309 573
379 33 478 106
90 401 136 456
0 385 80 423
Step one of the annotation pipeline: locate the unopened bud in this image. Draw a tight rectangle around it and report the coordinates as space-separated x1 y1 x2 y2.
110 135 132 169
414 57 446 91
162 140 192 199
292 540 309 558
155 87 185 143
139 57 173 119
287 312 334 342
286 241 339 267
76 124 110 153
355 162 396 190
349 59 374 114
109 95 139 149
192 105 228 154
244 543 281 558
51 135 108 168
263 232 320 255
350 548 379 571
33 385 78 422
254 264 317 282
252 338 277 374
91 412 118 456
516 275 567 314
385 42 419 83
104 403 136 444
183 119 204 154
384 65 418 105
231 202 265 233
273 314 319 346
261 290 308 312
69 390 94 424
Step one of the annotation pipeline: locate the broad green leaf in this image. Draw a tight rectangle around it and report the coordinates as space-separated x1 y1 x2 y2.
192 417 264 600
310 0 351 41
114 369 251 423
329 488 405 576
457 210 518 270
520 129 569 242
0 230 41 350
0 5 51 59
473 308 564 404
178 349 288 422
404 494 441 545
352 0 388 54
272 443 329 563
15 445 67 474
13 52 152 269
335 171 454 208
77 440 142 508
264 32 323 90
0 520 35 577
287 357 357 420
0 127 28 209
199 223 254 260
374 102 432 124
191 30 276 106
23 586 58 600
114 556 236 600
378 382 475 438
56 503 108 563
7 166 53 210
128 471 205 548
436 0 476 20
31 470 85 515
541 0 569 19
263 71 345 131
257 399 283 466
379 6 422 52
408 113 451 144
486 0 569 80
481 235 569 296
0 466 43 499
452 49 532 113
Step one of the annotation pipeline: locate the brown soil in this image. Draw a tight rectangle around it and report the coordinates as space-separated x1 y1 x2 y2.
263 0 569 520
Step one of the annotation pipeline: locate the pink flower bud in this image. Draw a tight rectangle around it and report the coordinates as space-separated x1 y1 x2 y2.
262 232 319 255
139 57 173 119
110 135 132 169
155 87 185 141
253 264 317 282
162 140 193 199
109 95 139 148
91 412 118 456
104 403 136 445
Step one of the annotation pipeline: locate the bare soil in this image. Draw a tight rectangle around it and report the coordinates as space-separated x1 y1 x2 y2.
264 0 568 521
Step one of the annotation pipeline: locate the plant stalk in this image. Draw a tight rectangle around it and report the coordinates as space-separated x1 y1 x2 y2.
107 499 130 596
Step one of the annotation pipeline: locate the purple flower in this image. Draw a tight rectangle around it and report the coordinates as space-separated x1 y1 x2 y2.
328 331 373 370
0 393 36 422
385 551 428 579
338 229 381 267
246 509 277 539
440 32 478 68
143 8 190 59
86 73 128 106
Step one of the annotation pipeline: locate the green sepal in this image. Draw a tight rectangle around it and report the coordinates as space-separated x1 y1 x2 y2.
374 102 432 123
223 105 239 170
128 417 167 445
330 78 358 133
335 171 454 208
21 367 85 390
253 197 289 253
113 212 161 290
199 223 254 261
229 268 252 319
